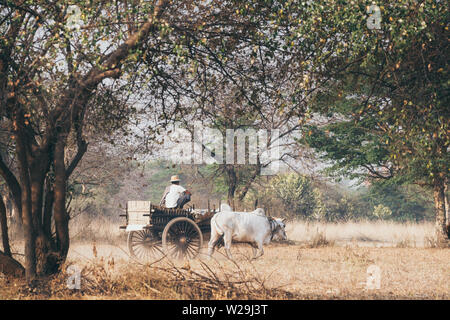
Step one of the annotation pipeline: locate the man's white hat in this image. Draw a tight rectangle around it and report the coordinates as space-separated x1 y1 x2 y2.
170 175 180 182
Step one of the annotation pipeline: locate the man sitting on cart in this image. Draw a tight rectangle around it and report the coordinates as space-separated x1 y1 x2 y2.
159 175 192 209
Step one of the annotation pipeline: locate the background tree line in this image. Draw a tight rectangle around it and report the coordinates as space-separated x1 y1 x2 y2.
65 159 435 223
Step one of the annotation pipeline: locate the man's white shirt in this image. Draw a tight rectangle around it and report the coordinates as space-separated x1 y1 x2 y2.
165 184 186 208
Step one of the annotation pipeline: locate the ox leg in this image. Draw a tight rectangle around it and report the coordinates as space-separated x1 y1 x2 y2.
254 243 264 259
224 233 233 260
250 243 258 259
208 232 222 258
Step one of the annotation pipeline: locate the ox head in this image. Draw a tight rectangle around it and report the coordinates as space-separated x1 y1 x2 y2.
271 218 288 241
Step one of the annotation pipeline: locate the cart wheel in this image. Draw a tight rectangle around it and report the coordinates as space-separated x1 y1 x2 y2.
127 229 163 262
162 217 203 259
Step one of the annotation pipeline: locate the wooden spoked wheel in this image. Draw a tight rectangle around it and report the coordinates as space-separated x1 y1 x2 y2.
127 229 163 262
162 217 203 259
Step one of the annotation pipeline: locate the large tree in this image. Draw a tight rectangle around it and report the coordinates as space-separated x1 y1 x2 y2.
0 0 293 280
301 0 449 245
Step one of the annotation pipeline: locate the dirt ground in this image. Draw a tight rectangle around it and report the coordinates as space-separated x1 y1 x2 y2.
2 220 449 299
56 240 450 300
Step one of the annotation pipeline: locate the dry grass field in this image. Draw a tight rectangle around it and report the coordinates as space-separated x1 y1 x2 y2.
1 220 449 300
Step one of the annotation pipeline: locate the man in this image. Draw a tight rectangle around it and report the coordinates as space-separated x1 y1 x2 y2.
159 175 192 209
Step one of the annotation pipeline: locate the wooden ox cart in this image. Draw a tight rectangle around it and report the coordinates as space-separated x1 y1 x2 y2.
120 201 215 261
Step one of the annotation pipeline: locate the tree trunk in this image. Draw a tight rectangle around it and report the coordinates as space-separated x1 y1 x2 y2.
15 130 37 281
35 232 59 275
225 165 237 208
237 163 261 202
30 166 46 232
0 196 11 257
53 135 70 260
433 180 449 247
42 178 54 239
0 155 22 224
29 156 57 275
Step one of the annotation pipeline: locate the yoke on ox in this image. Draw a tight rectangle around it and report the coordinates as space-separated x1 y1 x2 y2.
120 201 213 261
208 206 287 260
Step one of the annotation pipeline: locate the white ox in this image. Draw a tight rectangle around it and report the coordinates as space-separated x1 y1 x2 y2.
208 205 287 259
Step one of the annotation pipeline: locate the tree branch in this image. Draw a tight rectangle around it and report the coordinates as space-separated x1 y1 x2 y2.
66 140 88 179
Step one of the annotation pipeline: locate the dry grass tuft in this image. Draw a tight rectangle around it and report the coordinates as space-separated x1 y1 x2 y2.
0 257 295 300
307 229 335 248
